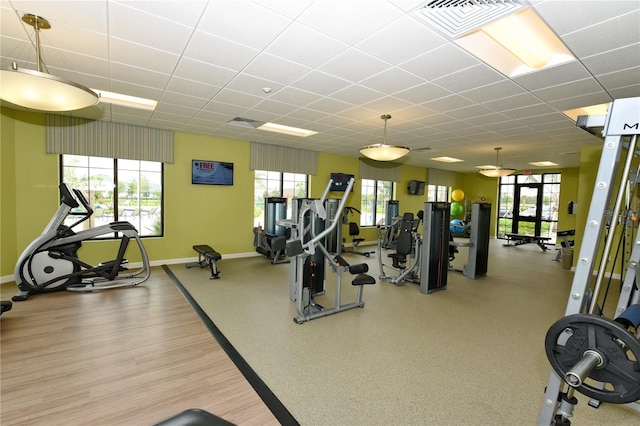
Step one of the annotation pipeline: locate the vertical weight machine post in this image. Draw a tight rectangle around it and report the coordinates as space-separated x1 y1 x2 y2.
420 202 450 294
539 97 640 425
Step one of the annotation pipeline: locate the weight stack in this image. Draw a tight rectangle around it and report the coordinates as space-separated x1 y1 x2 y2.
420 202 450 294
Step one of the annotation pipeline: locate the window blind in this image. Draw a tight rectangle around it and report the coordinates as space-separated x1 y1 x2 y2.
428 168 456 187
250 142 318 175
359 158 401 182
46 115 174 163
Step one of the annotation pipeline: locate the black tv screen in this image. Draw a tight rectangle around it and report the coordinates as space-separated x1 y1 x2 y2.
330 172 354 191
408 180 425 195
192 160 234 185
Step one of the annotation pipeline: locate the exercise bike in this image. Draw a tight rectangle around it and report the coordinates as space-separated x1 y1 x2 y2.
12 183 151 301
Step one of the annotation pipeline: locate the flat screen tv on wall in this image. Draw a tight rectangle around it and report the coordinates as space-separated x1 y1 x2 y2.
408 180 425 195
192 160 234 186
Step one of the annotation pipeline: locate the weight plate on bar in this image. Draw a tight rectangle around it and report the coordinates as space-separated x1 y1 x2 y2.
545 313 640 404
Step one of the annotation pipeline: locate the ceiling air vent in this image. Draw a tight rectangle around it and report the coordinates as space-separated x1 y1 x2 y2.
227 117 262 129
413 0 526 38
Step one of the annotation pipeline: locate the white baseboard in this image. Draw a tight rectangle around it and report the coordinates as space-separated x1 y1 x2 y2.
0 251 261 285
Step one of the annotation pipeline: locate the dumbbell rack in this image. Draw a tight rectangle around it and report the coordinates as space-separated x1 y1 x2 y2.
539 97 640 425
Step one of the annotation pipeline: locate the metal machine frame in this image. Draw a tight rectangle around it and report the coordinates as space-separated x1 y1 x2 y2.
539 97 640 424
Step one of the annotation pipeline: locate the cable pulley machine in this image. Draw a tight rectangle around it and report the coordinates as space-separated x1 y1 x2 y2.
539 97 640 425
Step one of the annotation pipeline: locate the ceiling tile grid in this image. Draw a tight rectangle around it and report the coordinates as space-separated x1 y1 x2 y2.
1 0 639 172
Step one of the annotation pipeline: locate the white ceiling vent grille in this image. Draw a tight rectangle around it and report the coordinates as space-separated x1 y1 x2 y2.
227 117 262 128
413 0 526 38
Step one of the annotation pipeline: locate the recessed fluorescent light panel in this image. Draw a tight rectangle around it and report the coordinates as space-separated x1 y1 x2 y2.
562 103 611 122
93 89 157 111
454 8 575 77
529 161 558 167
431 156 463 163
257 122 317 137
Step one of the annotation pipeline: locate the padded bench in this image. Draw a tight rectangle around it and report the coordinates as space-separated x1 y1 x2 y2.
186 245 222 279
503 233 551 251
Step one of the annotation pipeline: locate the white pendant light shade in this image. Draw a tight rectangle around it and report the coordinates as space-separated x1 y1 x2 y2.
0 14 98 112
360 114 410 162
1 65 98 111
478 147 516 177
360 143 411 161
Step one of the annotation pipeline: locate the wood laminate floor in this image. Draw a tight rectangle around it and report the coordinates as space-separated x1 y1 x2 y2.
0 267 280 426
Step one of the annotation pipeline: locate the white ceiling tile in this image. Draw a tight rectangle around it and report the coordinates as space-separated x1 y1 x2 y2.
329 84 385 106
400 44 479 80
110 38 179 75
460 80 526 104
267 87 322 106
242 53 311 85
534 0 639 36
360 67 426 95
581 43 640 76
483 93 544 112
117 1 208 26
165 77 221 99
173 57 237 87
432 64 504 93
183 31 259 72
290 70 351 96
265 22 348 68
532 78 607 103
318 48 391 83
109 1 193 54
561 10 640 58
297 0 403 45
109 62 170 88
198 1 293 50
513 61 592 91
357 14 447 64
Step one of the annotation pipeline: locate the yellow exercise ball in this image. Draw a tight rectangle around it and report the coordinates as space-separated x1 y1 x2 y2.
451 189 465 202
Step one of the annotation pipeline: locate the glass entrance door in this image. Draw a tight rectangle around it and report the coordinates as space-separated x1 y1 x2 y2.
514 184 542 235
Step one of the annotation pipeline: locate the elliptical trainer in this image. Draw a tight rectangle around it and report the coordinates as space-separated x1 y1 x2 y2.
12 183 151 301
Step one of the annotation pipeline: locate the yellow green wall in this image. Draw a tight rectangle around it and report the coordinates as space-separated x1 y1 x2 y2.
1 107 590 278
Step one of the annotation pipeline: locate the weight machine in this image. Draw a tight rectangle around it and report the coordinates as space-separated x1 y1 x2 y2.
284 175 376 324
449 203 491 280
377 211 423 286
13 183 151 301
253 197 289 264
539 97 640 425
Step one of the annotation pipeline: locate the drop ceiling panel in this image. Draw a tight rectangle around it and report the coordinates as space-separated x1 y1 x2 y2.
108 2 193 54
110 38 180 75
561 10 640 58
118 0 208 26
1 0 639 172
513 61 592 91
183 31 259 72
400 44 479 81
242 53 312 85
265 22 348 68
581 43 640 76
318 48 391 83
297 0 403 45
356 14 447 64
197 1 293 50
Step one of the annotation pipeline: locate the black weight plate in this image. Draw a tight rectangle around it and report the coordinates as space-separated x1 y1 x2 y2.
545 313 640 404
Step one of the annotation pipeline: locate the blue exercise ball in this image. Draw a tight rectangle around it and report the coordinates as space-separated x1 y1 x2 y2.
450 219 467 236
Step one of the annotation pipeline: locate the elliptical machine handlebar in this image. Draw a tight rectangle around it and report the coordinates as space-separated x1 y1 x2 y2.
60 183 80 209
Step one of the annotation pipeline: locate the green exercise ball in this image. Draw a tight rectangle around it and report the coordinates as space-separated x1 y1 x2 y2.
451 202 464 216
451 189 465 202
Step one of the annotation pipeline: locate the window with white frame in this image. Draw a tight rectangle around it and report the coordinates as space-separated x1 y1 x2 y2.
61 155 163 237
254 170 308 227
360 179 394 226
427 184 450 202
